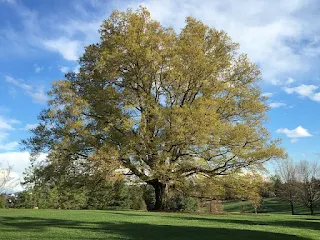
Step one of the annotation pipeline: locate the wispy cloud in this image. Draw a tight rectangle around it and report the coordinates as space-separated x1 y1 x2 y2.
19 123 38 131
44 38 81 61
285 77 295 85
2 0 320 84
269 102 286 108
262 92 273 98
129 0 320 84
59 65 70 74
28 87 47 104
0 141 19 151
0 1 105 62
271 77 296 86
34 63 42 73
0 116 20 151
4 75 48 104
73 65 80 74
25 123 38 130
284 84 320 102
0 0 16 4
59 65 79 74
276 126 312 143
0 116 19 131
5 76 32 91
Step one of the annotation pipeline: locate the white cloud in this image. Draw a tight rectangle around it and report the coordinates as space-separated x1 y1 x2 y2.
276 126 312 140
0 152 47 192
312 92 320 102
285 84 318 96
262 92 273 98
0 119 14 131
285 77 295 85
2 0 320 85
43 38 81 61
0 142 19 151
28 87 48 104
0 132 9 142
5 75 32 91
0 152 32 175
34 63 42 73
73 65 80 74
0 0 16 4
59 65 70 74
130 0 316 83
23 123 38 130
0 116 19 131
40 13 103 61
4 75 48 104
272 77 296 86
271 77 297 86
284 84 320 102
269 102 286 108
0 116 20 151
59 65 80 74
0 131 18 151
3 0 320 83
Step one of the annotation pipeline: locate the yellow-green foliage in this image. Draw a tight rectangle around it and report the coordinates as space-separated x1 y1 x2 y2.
24 7 286 209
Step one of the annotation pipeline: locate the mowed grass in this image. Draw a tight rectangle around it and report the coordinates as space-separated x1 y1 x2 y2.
0 209 319 240
223 198 320 215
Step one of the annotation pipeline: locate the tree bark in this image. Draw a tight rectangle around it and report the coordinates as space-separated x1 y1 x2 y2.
147 179 166 210
310 203 314 215
289 200 295 215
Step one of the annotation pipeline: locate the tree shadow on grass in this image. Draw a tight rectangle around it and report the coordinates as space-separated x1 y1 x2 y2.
0 216 82 231
162 215 320 231
224 198 320 215
0 216 309 240
100 211 320 231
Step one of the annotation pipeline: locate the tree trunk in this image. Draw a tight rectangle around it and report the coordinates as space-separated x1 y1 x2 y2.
310 203 314 215
290 200 295 215
147 179 166 210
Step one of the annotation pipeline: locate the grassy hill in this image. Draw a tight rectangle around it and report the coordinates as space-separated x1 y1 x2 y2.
0 208 319 239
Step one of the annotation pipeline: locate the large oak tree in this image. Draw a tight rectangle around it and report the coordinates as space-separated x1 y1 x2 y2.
23 7 285 210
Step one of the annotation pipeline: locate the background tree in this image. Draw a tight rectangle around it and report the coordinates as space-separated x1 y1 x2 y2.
227 171 264 214
296 160 320 215
192 177 226 213
275 159 297 215
23 7 285 210
0 163 15 194
21 157 149 210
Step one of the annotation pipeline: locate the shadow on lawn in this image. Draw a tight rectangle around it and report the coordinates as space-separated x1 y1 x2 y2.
0 216 309 240
224 199 320 215
161 215 320 231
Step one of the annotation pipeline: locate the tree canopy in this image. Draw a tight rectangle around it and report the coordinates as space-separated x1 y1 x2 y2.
23 7 286 210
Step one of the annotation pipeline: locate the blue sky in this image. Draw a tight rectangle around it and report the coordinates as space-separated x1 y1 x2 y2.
1 0 320 190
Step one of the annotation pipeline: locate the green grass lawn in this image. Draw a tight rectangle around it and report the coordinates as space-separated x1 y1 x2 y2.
0 209 319 239
223 198 320 215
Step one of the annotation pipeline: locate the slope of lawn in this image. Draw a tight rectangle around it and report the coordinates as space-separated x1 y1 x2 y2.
0 208 319 240
223 198 320 215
